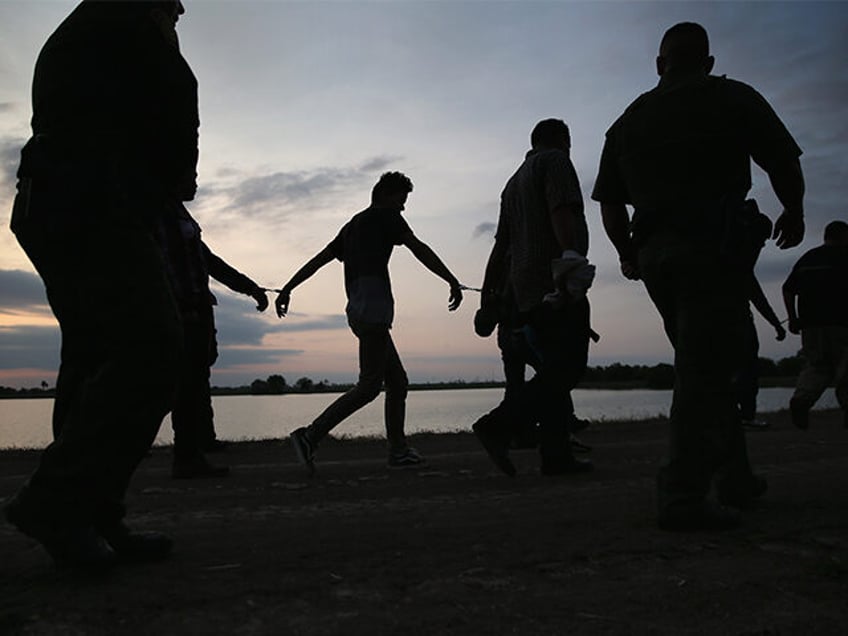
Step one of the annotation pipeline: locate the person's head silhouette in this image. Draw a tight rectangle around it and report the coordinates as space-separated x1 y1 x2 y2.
530 118 570 152
371 171 413 210
656 22 715 76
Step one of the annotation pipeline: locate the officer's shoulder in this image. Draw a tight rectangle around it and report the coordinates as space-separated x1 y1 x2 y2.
611 88 658 128
709 74 764 101
622 89 654 115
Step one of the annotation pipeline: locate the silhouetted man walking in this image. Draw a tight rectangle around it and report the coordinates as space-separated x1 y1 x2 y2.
474 119 595 476
783 220 848 429
157 202 269 479
593 22 805 530
275 172 463 471
6 0 196 568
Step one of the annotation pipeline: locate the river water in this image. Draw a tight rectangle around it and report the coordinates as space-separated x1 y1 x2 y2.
0 387 837 450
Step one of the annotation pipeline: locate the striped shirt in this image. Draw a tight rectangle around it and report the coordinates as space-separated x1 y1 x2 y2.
496 148 587 312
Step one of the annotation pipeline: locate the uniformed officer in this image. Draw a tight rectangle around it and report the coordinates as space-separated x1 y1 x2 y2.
5 1 195 568
592 22 805 530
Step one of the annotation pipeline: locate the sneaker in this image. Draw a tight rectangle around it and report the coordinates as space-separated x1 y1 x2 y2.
790 398 810 430
388 447 426 469
290 427 316 475
742 419 770 430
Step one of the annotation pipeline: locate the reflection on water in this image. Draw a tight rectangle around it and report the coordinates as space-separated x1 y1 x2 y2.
0 387 837 450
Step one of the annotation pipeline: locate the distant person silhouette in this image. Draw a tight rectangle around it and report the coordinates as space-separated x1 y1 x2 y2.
275 172 463 472
5 0 195 568
782 220 848 429
734 273 786 430
593 22 805 530
157 202 268 479
474 119 595 477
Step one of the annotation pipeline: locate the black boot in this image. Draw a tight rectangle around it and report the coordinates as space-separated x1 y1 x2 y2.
5 490 115 570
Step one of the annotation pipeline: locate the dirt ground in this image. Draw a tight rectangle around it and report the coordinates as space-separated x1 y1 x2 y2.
1 408 846 636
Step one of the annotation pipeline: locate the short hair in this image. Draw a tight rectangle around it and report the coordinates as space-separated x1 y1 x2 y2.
660 22 710 71
824 220 848 242
530 119 570 149
372 171 413 201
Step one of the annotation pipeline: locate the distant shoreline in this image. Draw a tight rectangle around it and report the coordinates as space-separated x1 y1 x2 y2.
0 376 798 400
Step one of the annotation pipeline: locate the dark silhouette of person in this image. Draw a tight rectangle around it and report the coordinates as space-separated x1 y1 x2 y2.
474 119 595 477
472 274 592 477
5 1 196 569
734 273 786 430
593 22 805 530
275 172 463 472
157 202 268 479
782 220 848 429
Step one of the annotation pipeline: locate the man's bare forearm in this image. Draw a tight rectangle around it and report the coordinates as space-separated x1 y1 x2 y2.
768 158 805 218
406 236 460 288
750 276 780 328
281 247 334 293
600 202 635 261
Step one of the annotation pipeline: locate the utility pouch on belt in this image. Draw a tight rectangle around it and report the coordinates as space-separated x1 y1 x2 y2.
9 178 33 235
719 198 772 271
8 137 44 235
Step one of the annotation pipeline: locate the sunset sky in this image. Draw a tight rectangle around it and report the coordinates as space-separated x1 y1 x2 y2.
1 0 846 388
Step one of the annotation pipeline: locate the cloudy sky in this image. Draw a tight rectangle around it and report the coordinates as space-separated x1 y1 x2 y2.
0 0 846 388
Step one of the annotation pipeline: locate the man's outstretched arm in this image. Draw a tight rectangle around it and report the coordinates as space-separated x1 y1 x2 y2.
401 232 463 311
202 242 268 311
275 246 335 317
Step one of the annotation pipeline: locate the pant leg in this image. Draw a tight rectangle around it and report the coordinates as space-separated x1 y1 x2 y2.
793 327 836 408
307 324 389 445
18 221 182 527
832 327 848 411
639 234 749 514
382 334 410 452
197 313 219 446
526 298 590 466
171 308 215 460
732 315 760 421
497 323 535 443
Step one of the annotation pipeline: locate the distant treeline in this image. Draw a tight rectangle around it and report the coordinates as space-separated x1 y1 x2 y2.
213 354 805 395
1 355 804 399
579 355 803 390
